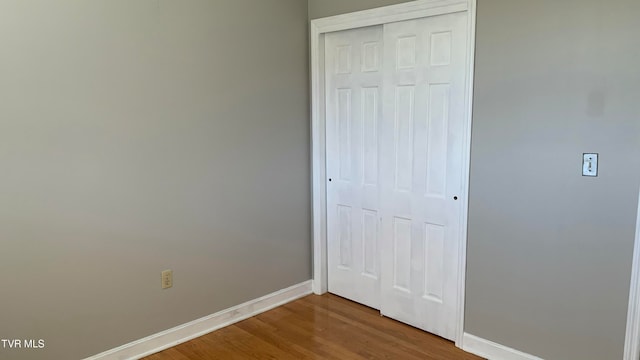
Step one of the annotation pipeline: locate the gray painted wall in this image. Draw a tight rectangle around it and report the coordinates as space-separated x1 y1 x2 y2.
0 1 310 359
1 0 639 359
309 0 413 19
467 1 640 359
310 0 640 359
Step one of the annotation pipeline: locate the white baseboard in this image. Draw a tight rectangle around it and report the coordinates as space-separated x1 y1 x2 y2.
85 280 313 360
462 333 544 360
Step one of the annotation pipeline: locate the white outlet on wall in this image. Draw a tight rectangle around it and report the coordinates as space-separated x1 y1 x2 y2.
161 269 173 289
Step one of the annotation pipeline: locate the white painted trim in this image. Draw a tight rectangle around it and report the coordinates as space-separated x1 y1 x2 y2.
311 19 326 295
462 333 545 360
84 281 312 360
624 189 640 360
455 0 477 348
312 0 468 34
310 0 477 348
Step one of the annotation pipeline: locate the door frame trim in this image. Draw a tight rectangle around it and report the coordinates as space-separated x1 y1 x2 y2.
624 189 640 360
310 0 477 347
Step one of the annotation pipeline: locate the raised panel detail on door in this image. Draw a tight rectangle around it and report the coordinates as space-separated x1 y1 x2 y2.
337 205 353 268
424 223 445 302
326 25 383 310
380 12 468 341
362 209 379 278
337 89 352 181
396 36 417 69
426 83 450 197
394 86 415 192
362 87 379 186
392 217 413 293
336 46 352 74
430 31 452 66
362 42 380 72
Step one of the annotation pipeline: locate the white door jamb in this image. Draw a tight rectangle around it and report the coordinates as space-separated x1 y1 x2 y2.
624 189 640 360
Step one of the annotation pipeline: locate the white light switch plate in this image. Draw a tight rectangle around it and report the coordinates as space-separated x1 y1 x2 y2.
583 153 598 177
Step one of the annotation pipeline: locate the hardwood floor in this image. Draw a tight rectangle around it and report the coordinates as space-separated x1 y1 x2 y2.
143 294 484 360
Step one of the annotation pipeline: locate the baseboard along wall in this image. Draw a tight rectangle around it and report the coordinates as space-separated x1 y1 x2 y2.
84 280 313 360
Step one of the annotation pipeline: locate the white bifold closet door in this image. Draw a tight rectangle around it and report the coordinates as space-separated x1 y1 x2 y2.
326 11 467 341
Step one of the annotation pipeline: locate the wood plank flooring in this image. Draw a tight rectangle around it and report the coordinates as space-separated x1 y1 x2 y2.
143 294 484 360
